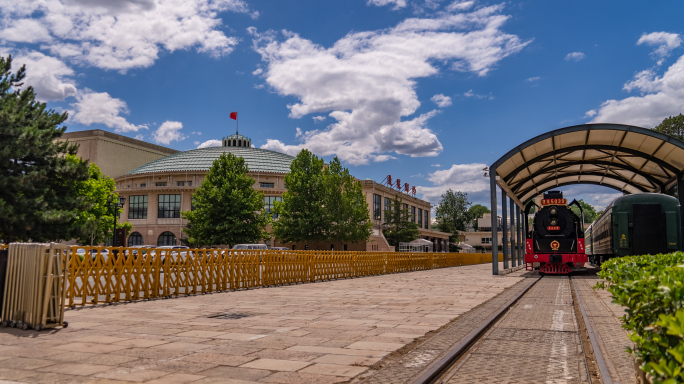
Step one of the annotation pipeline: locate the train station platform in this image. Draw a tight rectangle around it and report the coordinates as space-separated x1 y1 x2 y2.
0 264 632 383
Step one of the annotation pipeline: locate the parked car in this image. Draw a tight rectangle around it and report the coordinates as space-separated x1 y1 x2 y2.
90 248 110 262
157 245 190 263
232 244 268 250
269 247 289 250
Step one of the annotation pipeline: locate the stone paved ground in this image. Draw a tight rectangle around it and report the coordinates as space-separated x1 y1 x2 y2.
0 262 522 384
574 273 635 384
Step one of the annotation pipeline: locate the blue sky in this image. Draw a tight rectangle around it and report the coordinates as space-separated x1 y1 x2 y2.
2 0 683 210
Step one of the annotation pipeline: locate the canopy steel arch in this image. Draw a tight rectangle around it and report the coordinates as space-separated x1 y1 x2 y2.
487 123 684 274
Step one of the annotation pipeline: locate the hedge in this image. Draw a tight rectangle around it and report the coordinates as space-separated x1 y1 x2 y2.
597 252 684 384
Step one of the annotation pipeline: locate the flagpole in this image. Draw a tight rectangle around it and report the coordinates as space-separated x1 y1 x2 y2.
236 111 238 135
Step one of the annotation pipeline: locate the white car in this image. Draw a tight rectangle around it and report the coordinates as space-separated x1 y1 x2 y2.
157 245 190 263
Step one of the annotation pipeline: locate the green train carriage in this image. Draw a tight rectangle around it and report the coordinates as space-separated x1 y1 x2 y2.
585 193 683 265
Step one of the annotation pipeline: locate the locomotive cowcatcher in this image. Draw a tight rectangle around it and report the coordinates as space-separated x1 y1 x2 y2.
525 191 587 275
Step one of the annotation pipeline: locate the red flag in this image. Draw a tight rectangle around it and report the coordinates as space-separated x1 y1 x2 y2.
230 112 237 120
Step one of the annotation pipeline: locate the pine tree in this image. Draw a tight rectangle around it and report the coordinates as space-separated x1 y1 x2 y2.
0 55 89 242
182 153 268 247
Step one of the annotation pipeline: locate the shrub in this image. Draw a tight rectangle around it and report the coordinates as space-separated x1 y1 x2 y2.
597 252 684 383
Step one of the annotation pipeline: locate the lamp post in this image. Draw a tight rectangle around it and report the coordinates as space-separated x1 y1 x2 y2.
108 195 126 246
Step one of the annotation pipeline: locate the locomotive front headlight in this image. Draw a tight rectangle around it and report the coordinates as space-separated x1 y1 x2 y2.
550 219 558 226
549 207 558 215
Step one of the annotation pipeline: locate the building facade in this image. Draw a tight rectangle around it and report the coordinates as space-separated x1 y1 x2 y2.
461 213 514 252
112 133 450 251
58 129 179 179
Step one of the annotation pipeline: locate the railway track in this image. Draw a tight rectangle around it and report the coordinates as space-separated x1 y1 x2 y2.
407 270 616 384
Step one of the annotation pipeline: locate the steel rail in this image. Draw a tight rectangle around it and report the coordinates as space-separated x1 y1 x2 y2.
408 275 542 384
572 278 614 384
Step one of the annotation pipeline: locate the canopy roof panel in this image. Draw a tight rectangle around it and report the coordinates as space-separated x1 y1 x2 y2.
491 124 684 206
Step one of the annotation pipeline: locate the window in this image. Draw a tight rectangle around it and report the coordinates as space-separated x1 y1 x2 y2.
140 183 146 188
177 181 185 186
344 244 348 251
158 231 176 246
384 197 391 217
264 196 282 218
260 182 275 188
418 208 423 228
158 194 181 218
128 195 148 219
128 232 144 246
155 182 167 187
187 181 192 186
411 206 416 223
425 211 429 229
482 237 492 244
373 194 381 220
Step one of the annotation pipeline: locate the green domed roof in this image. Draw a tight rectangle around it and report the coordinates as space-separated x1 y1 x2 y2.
127 146 295 175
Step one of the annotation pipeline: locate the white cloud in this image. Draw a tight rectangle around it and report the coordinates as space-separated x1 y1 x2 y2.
367 0 408 10
197 139 222 148
431 94 452 107
416 163 490 204
312 115 326 122
70 89 147 132
152 120 186 145
431 164 441 167
0 0 252 71
5 50 77 101
526 76 540 82
463 89 492 99
564 52 585 62
254 4 529 165
589 54 684 127
0 19 52 43
637 32 682 65
446 1 475 12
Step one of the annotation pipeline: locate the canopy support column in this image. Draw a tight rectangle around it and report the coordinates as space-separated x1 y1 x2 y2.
510 197 516 267
516 204 523 266
678 173 684 242
490 169 499 275
502 189 509 270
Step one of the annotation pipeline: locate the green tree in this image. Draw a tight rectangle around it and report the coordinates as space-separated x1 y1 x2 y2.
72 160 120 245
467 204 490 230
435 190 471 232
569 199 598 223
182 153 268 247
0 55 90 242
382 194 419 247
324 157 372 243
654 114 684 142
272 149 328 244
434 190 471 251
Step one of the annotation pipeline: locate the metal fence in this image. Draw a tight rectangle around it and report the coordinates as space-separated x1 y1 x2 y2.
65 247 501 307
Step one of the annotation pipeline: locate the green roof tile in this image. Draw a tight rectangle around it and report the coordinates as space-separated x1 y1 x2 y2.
127 146 295 175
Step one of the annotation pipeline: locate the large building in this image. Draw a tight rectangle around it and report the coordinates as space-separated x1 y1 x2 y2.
63 129 450 251
58 129 179 179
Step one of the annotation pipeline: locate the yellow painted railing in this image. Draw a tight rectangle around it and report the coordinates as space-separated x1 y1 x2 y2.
63 247 501 307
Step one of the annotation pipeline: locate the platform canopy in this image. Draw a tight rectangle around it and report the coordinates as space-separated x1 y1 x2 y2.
490 123 684 207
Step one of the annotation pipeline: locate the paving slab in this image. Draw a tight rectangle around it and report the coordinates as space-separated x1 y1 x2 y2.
0 262 522 383
573 273 635 384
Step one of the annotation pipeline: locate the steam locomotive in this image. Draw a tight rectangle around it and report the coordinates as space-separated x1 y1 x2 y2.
524 191 587 275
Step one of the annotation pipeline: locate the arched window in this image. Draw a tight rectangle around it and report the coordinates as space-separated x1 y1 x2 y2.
233 139 236 146
239 140 242 147
128 232 144 246
157 231 176 246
